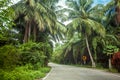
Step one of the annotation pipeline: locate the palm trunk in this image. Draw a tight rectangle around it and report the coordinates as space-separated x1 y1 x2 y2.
108 55 112 70
33 26 37 42
115 5 120 26
94 51 97 63
73 48 77 64
23 22 29 43
28 21 31 41
85 35 96 68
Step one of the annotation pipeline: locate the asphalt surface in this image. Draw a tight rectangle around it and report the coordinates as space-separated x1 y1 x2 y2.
43 63 120 80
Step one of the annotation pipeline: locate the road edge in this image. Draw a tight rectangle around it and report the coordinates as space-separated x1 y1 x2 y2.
42 66 53 80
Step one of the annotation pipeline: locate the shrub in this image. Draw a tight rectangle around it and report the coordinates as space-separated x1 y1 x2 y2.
2 67 34 80
40 67 51 73
32 71 45 79
0 45 20 70
0 69 4 80
0 65 50 80
112 52 120 72
19 41 52 66
20 51 45 66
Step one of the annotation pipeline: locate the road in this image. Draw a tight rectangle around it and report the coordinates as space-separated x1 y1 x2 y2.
43 63 120 80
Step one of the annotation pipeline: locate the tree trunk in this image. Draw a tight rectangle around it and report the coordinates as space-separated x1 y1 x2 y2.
85 35 96 68
28 21 31 41
94 51 97 63
23 22 29 43
73 48 77 64
108 55 112 70
115 6 120 26
33 26 37 42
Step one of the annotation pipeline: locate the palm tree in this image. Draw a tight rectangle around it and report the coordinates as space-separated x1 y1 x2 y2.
66 0 105 67
0 0 14 45
114 0 120 26
63 32 86 64
13 0 57 43
103 0 120 27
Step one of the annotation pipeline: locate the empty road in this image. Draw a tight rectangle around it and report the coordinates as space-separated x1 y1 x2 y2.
43 63 120 80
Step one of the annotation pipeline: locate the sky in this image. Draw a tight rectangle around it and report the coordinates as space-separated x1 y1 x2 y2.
12 0 111 5
57 0 112 11
94 0 111 6
94 0 111 4
11 0 20 4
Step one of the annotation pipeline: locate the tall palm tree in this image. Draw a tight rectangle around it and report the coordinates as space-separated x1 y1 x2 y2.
103 0 120 27
63 32 86 64
114 0 120 26
13 0 57 43
66 0 105 67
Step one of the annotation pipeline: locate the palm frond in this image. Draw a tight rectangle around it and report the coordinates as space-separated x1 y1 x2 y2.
80 18 105 37
67 17 81 29
105 34 119 43
66 0 79 11
84 0 93 11
57 21 67 33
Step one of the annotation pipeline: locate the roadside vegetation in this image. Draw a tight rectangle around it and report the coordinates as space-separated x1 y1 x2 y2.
0 0 120 80
0 0 57 80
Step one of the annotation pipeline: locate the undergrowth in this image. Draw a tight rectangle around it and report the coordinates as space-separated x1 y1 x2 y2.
0 64 51 80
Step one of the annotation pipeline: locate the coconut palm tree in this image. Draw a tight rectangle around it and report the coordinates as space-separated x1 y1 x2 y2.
62 32 86 64
0 0 15 45
114 0 120 26
66 0 105 67
103 0 120 27
13 0 57 43
13 0 67 44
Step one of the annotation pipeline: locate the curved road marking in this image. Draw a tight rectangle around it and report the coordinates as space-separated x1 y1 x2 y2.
42 67 53 80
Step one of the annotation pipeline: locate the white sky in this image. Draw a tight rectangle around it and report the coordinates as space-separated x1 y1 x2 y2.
11 0 111 8
11 0 20 4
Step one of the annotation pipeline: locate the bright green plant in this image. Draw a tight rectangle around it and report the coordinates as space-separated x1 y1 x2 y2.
0 0 14 46
103 45 119 69
0 63 51 80
0 45 20 70
103 45 119 55
19 41 52 66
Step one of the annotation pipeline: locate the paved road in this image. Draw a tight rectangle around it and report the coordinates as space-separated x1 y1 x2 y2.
43 63 120 80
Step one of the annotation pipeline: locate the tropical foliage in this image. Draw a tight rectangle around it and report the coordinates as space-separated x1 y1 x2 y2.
52 0 120 71
62 0 105 67
0 0 56 80
1 0 120 80
0 0 14 46
12 0 57 43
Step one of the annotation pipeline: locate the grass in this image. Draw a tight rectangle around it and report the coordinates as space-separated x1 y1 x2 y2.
0 64 51 80
107 68 118 73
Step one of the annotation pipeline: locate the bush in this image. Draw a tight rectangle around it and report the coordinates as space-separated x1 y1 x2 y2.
0 45 20 70
40 67 51 73
0 41 52 79
19 41 52 66
112 52 120 72
0 69 4 80
20 51 45 66
0 65 50 80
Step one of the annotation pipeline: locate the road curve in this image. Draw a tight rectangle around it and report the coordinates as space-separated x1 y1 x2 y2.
43 63 120 80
